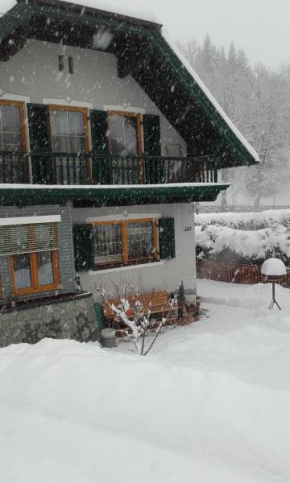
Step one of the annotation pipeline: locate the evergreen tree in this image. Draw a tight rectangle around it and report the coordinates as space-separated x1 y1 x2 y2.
180 35 290 207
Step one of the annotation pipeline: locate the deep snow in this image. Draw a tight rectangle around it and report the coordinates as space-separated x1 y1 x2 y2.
0 280 290 482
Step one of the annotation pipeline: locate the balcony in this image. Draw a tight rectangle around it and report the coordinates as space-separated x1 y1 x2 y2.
0 152 218 186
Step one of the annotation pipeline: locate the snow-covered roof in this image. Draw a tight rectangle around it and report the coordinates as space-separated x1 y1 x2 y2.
0 0 159 24
61 0 158 23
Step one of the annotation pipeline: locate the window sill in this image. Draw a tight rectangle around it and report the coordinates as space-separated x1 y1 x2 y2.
89 260 163 275
11 284 61 297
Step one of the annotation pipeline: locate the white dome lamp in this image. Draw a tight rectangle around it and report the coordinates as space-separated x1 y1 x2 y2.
261 258 287 310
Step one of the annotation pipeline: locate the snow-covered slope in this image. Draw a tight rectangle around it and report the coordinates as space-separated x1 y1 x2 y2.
1 280 290 482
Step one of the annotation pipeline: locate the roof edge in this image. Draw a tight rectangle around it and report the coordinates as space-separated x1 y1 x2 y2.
0 183 230 206
161 30 260 164
17 0 163 30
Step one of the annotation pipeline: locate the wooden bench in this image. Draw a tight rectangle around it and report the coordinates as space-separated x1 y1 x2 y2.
102 291 174 322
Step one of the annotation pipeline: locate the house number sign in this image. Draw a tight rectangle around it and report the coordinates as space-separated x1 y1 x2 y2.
184 226 193 232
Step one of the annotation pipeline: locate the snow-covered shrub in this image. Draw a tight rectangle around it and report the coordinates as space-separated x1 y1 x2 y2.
195 210 290 265
195 209 290 230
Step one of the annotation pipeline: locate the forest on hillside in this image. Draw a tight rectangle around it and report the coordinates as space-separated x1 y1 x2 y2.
179 36 290 207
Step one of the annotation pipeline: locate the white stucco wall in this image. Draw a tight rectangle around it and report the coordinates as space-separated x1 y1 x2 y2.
72 203 196 302
0 39 186 155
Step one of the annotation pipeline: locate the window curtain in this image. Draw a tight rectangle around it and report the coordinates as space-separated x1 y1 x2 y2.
50 110 85 184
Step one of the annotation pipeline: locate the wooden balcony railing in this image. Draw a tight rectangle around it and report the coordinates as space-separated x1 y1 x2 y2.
0 152 218 186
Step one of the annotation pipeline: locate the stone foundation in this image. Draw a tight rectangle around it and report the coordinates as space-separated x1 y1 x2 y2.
0 292 98 348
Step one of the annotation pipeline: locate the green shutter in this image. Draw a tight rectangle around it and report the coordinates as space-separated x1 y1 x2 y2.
143 114 161 183
159 218 175 259
73 224 94 271
143 115 161 156
27 103 52 184
90 109 108 184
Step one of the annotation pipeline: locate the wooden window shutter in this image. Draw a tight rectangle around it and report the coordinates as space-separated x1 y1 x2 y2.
159 218 176 259
73 224 94 271
143 115 161 156
27 103 52 184
90 110 108 183
143 115 161 183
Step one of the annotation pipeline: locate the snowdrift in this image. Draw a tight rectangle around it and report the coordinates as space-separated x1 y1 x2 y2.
0 335 290 482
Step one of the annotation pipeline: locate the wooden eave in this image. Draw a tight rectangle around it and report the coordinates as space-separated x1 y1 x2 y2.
0 184 230 207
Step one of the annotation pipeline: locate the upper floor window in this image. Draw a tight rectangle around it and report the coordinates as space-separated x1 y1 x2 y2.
0 100 27 183
49 106 89 153
107 111 142 184
108 111 142 157
49 106 90 184
0 101 26 152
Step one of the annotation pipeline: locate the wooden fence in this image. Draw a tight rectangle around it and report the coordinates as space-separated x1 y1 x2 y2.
197 259 290 287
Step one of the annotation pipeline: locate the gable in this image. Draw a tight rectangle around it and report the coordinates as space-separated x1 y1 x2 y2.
0 0 259 168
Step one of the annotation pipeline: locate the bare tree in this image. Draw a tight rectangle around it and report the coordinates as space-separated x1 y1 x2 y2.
96 282 177 356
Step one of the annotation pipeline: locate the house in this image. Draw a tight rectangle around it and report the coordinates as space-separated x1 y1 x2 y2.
0 0 259 346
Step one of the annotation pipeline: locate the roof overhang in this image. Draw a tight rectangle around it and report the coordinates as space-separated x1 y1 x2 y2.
0 183 230 207
21 0 163 30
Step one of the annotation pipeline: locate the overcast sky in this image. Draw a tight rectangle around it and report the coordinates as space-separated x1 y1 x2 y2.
140 0 290 69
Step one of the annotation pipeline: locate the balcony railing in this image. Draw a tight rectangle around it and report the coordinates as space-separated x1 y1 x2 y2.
0 152 28 183
94 155 218 184
0 152 218 185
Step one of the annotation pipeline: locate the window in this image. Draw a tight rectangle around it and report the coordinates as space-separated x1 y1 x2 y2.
49 105 90 184
0 222 60 296
58 54 65 72
0 100 27 183
0 101 26 152
50 106 88 153
108 112 142 157
92 219 158 269
68 56 74 74
107 111 142 184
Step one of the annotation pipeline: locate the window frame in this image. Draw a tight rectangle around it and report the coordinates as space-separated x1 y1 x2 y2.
8 224 60 296
92 218 158 270
49 104 91 183
107 111 143 183
0 99 27 153
0 100 28 181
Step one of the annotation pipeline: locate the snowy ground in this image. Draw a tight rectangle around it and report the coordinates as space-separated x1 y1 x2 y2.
1 280 290 482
